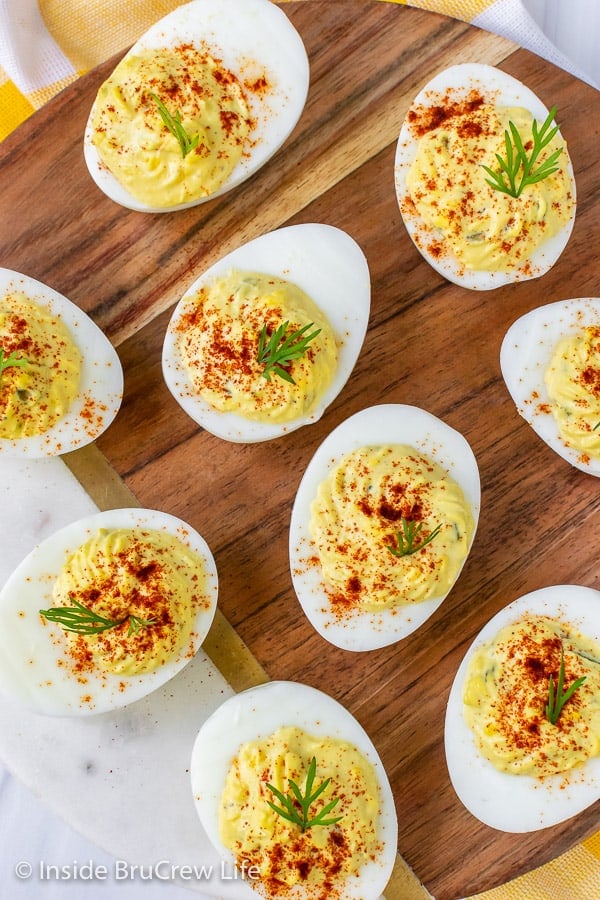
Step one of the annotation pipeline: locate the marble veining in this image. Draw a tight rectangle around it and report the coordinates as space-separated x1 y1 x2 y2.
0 455 253 899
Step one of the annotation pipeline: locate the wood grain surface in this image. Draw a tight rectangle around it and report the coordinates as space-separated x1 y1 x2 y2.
1 2 599 898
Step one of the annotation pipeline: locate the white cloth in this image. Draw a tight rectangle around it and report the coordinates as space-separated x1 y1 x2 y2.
472 0 600 88
0 0 76 91
1 766 201 898
523 0 600 89
475 0 600 88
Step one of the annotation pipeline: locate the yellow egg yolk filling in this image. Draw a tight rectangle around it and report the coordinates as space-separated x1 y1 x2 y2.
91 43 253 207
50 527 209 676
219 725 382 897
175 269 338 424
545 324 600 461
0 291 82 440
309 444 474 614
406 101 574 273
463 616 600 777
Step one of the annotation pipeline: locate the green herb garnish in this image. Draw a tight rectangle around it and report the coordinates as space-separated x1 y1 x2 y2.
593 422 600 431
388 518 443 558
266 756 343 833
0 348 28 382
482 106 563 199
568 647 600 667
545 646 586 725
257 320 321 384
150 92 199 158
39 598 156 636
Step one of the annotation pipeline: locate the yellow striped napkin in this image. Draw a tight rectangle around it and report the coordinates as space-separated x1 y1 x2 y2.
467 832 600 899
0 0 594 141
0 2 598 899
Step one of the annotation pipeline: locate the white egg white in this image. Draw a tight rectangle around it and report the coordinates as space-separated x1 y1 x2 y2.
500 297 600 477
162 223 370 442
394 63 576 290
0 268 123 458
0 507 218 716
445 584 600 832
83 0 309 213
190 680 398 900
289 404 480 651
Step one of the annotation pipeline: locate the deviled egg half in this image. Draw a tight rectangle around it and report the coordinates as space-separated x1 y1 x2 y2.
0 507 218 716
162 224 370 442
289 404 480 651
0 268 122 457
84 0 309 212
501 297 600 476
191 680 398 900
394 63 576 289
445 585 600 832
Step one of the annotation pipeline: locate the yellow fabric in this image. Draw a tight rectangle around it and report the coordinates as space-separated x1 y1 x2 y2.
584 830 600 859
0 74 35 141
0 1 598 898
38 0 186 72
392 0 495 16
468 842 600 899
28 74 82 111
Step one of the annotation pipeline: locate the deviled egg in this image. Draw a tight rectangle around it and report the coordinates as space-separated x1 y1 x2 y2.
0 507 218 716
289 404 480 651
162 224 370 442
0 268 122 457
191 680 398 899
84 0 309 212
501 297 600 476
394 63 576 289
445 584 600 832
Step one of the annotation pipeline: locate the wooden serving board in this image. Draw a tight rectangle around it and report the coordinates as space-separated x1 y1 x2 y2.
1 2 599 898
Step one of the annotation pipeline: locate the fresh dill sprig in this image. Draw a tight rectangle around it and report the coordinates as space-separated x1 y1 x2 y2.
257 320 321 385
388 518 443 558
545 646 586 726
266 756 343 832
150 92 199 158
482 106 564 199
39 598 156 637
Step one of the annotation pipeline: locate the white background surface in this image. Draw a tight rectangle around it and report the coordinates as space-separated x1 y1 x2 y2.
1 2 599 899
0 458 216 900
523 0 600 87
